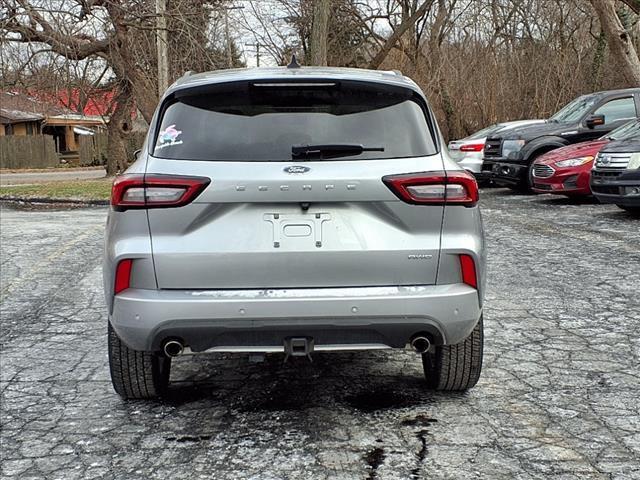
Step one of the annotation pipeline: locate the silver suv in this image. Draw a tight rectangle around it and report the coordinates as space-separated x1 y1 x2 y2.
104 66 486 399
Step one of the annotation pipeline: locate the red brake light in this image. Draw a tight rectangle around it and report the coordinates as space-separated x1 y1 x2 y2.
459 254 477 288
111 174 210 210
383 170 479 206
459 143 484 152
114 259 133 294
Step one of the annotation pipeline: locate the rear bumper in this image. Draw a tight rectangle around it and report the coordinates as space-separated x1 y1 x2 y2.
111 284 482 352
482 159 528 185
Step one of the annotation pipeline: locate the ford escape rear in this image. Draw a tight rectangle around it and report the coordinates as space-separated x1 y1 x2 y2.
103 67 486 399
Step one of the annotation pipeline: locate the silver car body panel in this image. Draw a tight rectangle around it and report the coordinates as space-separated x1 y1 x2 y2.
104 66 485 353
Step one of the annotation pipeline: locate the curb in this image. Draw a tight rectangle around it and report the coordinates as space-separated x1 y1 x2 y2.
0 196 109 207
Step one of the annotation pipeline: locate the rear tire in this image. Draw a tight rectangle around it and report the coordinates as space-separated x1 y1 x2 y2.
108 323 170 399
422 316 483 391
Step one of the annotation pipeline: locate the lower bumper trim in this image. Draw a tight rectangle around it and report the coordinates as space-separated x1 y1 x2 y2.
111 284 481 351
179 343 392 355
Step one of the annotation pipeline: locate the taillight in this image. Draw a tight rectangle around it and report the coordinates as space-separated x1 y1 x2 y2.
383 170 479 206
114 259 133 294
459 254 477 289
459 143 484 152
111 174 210 210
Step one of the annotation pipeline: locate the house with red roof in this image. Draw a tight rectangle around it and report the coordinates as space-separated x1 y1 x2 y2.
1 91 106 155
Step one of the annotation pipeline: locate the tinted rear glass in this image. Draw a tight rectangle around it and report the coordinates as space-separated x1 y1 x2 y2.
153 81 436 161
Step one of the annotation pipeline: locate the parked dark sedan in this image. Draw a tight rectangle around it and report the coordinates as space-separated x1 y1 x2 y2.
590 136 640 214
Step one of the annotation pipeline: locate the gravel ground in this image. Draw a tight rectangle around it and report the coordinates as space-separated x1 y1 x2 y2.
1 190 639 480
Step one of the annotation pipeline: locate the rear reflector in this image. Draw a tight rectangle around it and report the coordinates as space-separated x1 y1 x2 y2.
114 259 133 294
111 174 210 210
459 254 477 288
383 170 479 206
459 143 484 152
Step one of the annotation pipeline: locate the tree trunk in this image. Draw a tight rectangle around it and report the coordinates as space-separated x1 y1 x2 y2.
590 0 640 86
105 87 133 176
310 0 330 66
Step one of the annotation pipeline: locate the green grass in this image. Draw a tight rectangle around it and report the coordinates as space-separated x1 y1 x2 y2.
0 179 112 201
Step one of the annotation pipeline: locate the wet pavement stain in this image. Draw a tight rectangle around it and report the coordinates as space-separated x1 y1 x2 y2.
401 414 438 427
249 391 309 412
410 429 429 479
165 435 212 443
241 379 323 412
401 415 436 478
347 387 418 412
161 384 219 406
364 447 386 480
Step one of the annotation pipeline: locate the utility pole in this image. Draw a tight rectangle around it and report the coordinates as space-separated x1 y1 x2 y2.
222 6 244 68
224 11 233 68
245 42 264 67
156 0 169 98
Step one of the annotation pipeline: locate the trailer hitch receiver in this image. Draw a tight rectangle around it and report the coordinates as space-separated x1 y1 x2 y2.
283 337 314 362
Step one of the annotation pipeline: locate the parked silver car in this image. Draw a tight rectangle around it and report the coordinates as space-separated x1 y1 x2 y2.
104 66 486 399
448 120 544 174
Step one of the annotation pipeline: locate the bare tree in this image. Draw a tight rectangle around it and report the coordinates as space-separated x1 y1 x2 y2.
1 0 238 174
2 0 639 150
368 0 435 69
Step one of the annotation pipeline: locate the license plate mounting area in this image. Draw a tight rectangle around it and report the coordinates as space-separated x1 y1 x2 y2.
263 213 331 248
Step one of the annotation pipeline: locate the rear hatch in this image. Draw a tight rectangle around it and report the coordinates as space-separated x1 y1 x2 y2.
145 79 445 289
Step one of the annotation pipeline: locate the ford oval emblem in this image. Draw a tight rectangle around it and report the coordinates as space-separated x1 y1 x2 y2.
284 165 311 174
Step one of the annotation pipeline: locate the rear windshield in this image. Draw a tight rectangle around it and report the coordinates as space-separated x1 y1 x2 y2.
152 81 437 161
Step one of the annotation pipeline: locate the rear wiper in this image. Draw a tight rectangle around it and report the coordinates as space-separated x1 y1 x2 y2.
292 143 385 159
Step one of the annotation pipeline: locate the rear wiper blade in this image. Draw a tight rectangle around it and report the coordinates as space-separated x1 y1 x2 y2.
292 143 384 159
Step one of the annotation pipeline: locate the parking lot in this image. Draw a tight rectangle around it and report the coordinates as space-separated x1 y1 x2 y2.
1 189 639 480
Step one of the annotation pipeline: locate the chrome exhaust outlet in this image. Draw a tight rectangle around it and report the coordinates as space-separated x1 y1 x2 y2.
163 340 184 357
410 336 431 354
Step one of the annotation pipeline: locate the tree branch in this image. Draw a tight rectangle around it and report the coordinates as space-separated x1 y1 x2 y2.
368 0 435 69
4 1 111 61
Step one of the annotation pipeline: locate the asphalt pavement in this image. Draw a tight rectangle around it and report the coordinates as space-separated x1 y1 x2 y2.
1 190 639 479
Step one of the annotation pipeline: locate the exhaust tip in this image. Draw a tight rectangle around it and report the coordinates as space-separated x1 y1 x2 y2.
410 336 432 354
163 340 184 357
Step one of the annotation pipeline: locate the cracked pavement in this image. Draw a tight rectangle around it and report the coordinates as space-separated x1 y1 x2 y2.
1 190 639 479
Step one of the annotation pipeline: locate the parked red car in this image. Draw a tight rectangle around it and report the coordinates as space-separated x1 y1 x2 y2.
531 119 640 196
531 141 605 195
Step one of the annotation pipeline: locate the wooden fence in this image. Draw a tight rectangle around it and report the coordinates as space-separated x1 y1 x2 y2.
78 132 108 166
79 132 147 166
0 132 148 169
0 135 59 169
